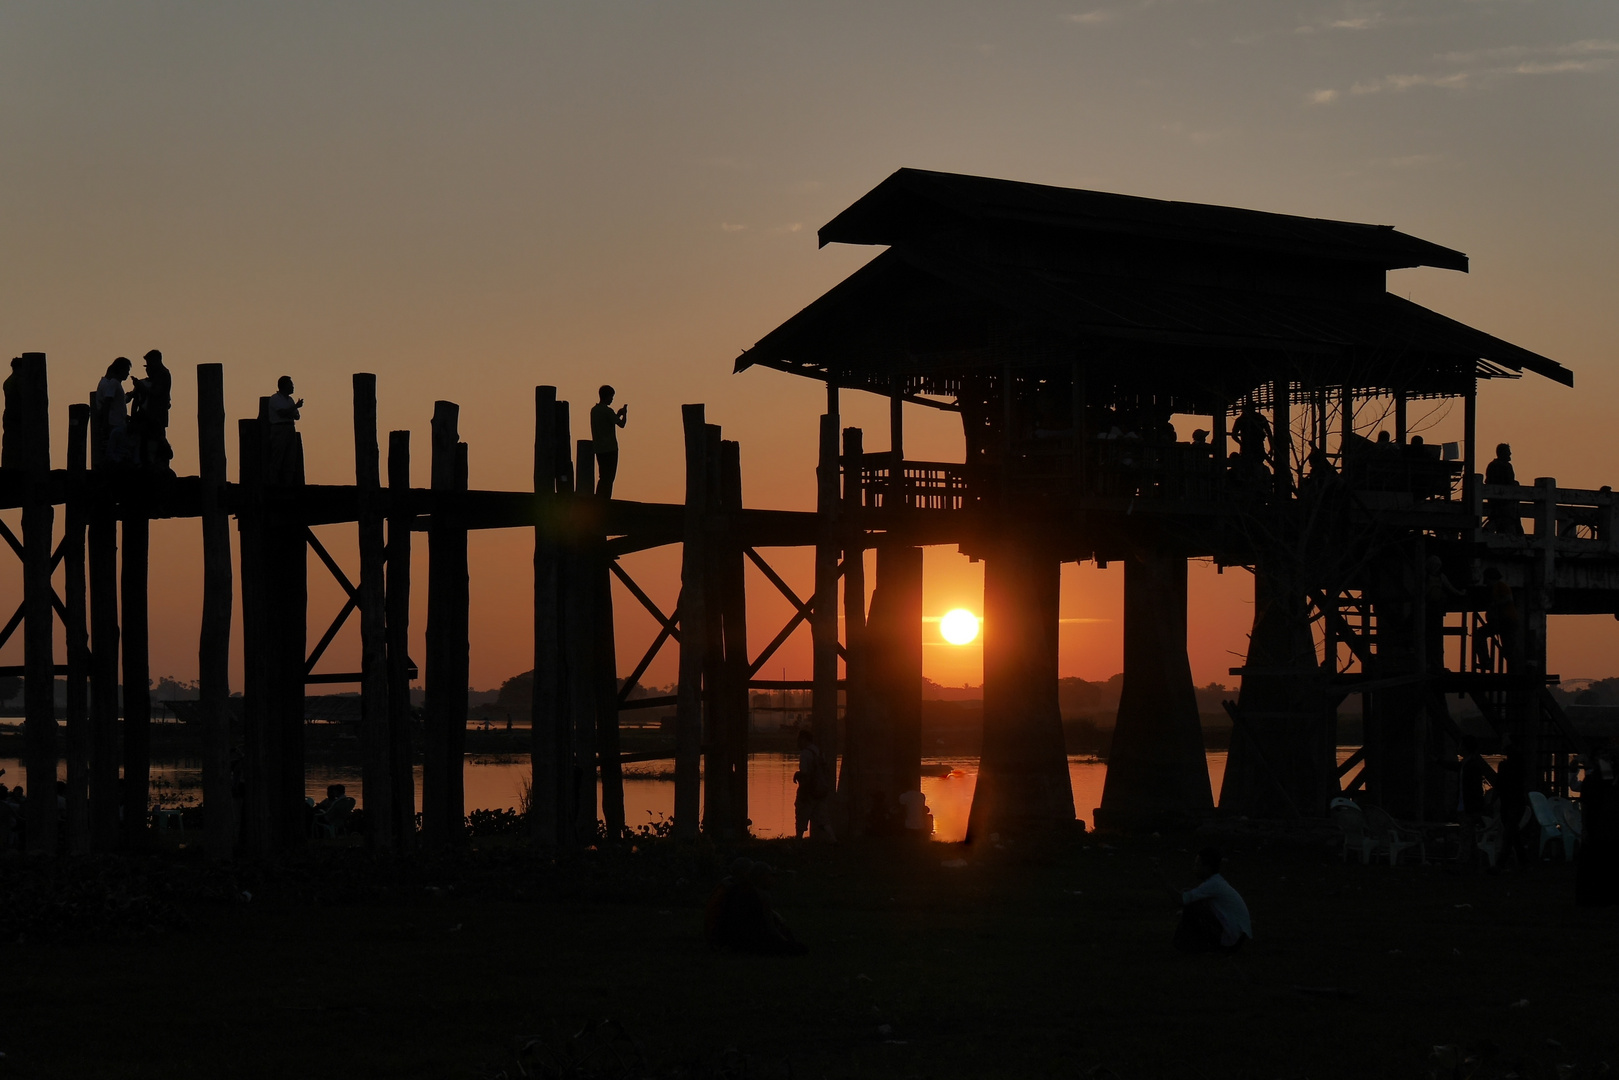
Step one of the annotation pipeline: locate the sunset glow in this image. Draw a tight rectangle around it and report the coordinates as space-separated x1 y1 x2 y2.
939 608 980 647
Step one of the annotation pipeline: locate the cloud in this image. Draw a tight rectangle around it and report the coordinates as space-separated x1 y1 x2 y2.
1065 9 1116 25
1312 38 1617 102
719 223 746 233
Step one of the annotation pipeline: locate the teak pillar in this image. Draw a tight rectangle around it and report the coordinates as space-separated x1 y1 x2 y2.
88 392 121 850
565 437 600 843
1096 551 1213 829
967 535 1075 839
385 431 416 847
704 438 749 840
266 413 308 849
530 386 565 846
835 426 867 829
811 414 841 771
63 402 91 854
16 354 57 854
238 417 274 856
354 374 392 848
424 402 469 848
121 471 151 848
197 365 234 859
673 404 709 840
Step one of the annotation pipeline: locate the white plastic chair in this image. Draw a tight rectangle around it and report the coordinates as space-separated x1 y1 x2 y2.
1526 792 1573 861
1330 797 1377 864
1363 804 1426 866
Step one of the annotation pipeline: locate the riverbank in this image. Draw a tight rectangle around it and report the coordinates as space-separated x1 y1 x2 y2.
0 830 1610 1078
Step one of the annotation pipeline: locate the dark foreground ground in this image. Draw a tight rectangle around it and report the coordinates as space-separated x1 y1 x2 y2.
0 826 1614 1080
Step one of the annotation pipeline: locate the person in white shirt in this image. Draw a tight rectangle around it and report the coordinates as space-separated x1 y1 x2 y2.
1163 846 1252 953
95 357 136 466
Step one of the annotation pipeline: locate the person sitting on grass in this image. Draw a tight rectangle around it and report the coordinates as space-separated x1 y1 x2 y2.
704 858 808 956
1162 846 1252 954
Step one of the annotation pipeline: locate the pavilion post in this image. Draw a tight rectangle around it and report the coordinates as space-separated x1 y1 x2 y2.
1463 379 1477 510
530 386 564 846
835 426 867 830
673 404 709 840
1394 388 1408 446
16 353 57 854
197 364 234 859
811 414 841 768
88 393 121 850
354 374 392 848
385 430 416 847
63 402 91 854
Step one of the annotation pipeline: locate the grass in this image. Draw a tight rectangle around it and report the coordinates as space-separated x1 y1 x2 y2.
0 828 1614 1079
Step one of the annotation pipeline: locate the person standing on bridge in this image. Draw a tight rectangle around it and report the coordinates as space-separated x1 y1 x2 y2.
590 384 628 498
1485 443 1524 535
266 375 304 484
95 357 136 467
131 349 174 473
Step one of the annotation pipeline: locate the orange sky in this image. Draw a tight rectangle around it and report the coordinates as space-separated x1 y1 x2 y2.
2 2 1617 692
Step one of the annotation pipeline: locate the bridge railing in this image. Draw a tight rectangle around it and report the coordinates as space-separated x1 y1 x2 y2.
858 458 971 511
1476 477 1619 554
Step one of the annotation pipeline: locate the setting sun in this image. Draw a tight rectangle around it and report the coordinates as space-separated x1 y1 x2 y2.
939 608 981 646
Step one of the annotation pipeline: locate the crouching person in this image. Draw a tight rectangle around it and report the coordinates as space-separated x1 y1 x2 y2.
1164 846 1251 953
705 859 808 956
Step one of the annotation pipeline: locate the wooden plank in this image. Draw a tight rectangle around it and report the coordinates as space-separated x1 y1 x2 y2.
63 402 91 854
385 430 416 848
673 404 708 840
197 364 234 860
354 374 392 849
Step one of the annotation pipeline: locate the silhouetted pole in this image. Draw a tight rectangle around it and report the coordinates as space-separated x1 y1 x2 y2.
811 413 841 769
197 364 234 860
568 437 599 843
385 430 416 847
884 544 923 798
835 426 867 832
594 464 625 839
238 416 274 856
715 439 749 838
266 410 308 849
424 401 469 847
120 486 151 849
1096 550 1212 829
530 386 563 846
1273 380 1291 498
88 393 120 850
63 402 91 854
17 354 57 854
967 535 1074 840
354 374 392 848
673 404 709 840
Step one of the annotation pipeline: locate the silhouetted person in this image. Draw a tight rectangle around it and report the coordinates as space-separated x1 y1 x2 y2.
589 384 627 498
1232 403 1270 463
793 728 835 841
1163 847 1251 953
704 858 807 956
130 349 174 473
96 358 136 466
1 358 20 470
1474 568 1519 672
266 376 304 484
1485 442 1524 535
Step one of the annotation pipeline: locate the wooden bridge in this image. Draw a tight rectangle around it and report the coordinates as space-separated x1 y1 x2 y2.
4 168 1614 858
